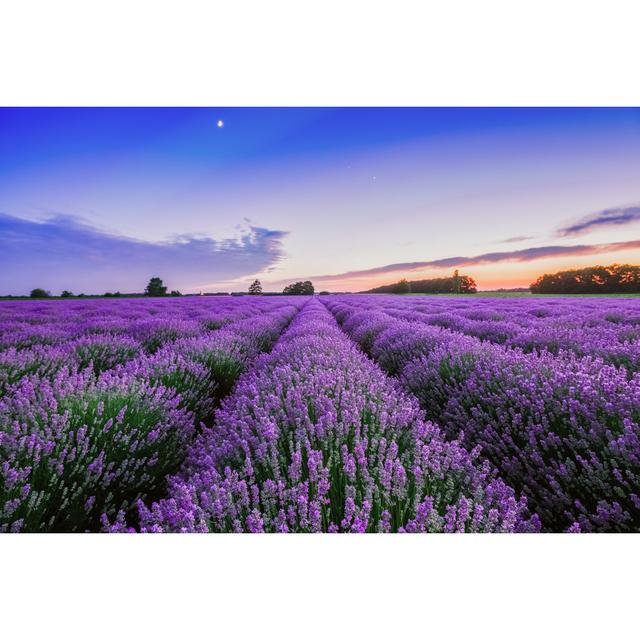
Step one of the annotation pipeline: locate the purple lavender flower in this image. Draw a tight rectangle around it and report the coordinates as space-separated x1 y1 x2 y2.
134 300 538 533
322 295 640 532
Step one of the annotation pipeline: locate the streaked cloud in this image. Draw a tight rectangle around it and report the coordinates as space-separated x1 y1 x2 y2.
558 204 640 237
0 212 288 294
501 235 534 243
278 239 640 284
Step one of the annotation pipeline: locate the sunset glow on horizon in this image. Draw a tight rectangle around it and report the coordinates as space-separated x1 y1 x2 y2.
1 107 639 294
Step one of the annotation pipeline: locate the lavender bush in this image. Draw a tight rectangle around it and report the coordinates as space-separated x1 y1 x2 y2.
0 345 70 394
0 370 194 532
67 334 142 375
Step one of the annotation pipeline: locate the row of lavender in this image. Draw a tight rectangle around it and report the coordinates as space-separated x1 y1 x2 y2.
0 298 304 531
349 295 640 371
323 296 640 532
0 297 285 352
109 299 540 533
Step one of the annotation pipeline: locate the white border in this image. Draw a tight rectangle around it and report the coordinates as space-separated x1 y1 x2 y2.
1 533 638 638
1 0 640 106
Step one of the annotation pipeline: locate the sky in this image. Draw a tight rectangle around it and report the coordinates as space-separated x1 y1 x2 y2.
1 107 640 294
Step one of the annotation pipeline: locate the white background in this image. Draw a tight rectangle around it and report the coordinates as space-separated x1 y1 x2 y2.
2 0 640 106
1 1 639 638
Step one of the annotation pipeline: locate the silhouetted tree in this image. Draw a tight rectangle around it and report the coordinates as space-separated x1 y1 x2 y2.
61 290 73 298
452 269 461 293
248 279 263 295
283 280 314 295
391 278 411 294
459 275 477 293
170 290 182 296
530 264 640 294
145 277 168 296
30 288 50 298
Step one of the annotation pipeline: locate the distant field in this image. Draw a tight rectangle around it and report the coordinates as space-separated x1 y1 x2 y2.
398 291 640 298
3 291 640 301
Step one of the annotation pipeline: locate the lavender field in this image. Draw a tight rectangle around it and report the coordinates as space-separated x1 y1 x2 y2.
1 294 639 533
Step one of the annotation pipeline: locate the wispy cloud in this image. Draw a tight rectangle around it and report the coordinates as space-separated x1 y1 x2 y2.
276 239 640 285
558 204 640 237
501 235 534 243
0 213 288 294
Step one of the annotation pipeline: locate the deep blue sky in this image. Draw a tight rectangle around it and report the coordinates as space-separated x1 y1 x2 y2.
1 107 640 293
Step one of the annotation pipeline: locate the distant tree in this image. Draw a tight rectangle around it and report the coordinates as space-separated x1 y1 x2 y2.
391 278 411 294
30 288 50 298
78 293 86 298
104 292 113 297
170 290 182 296
248 279 263 295
530 263 640 294
61 290 73 298
283 280 315 295
145 277 168 296
319 291 331 295
459 275 477 293
113 291 121 297
452 270 461 294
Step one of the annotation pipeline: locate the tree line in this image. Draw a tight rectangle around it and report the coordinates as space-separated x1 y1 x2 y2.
249 280 316 295
530 264 640 294
27 277 182 298
21 265 640 299
364 271 477 294
24 277 318 298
